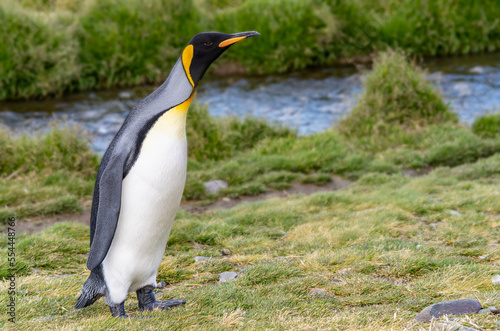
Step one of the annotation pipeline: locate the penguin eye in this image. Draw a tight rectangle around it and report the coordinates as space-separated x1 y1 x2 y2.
204 41 213 47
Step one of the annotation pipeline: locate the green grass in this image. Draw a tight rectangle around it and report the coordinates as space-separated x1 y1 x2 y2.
2 0 500 99
472 112 500 138
0 124 99 221
339 49 457 141
1 154 499 329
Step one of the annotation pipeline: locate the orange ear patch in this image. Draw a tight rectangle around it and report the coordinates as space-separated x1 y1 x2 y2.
219 37 246 48
182 45 195 87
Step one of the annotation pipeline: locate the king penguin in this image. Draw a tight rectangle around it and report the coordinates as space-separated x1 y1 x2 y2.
75 31 260 317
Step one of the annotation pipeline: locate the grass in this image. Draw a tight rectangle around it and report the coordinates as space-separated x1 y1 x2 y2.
3 50 500 219
1 48 499 328
2 0 500 99
0 154 499 329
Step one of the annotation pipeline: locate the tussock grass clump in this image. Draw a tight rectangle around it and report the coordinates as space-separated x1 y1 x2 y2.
0 125 98 221
0 124 98 176
187 102 296 161
472 112 500 138
339 50 457 140
214 0 333 73
77 0 202 89
0 2 79 99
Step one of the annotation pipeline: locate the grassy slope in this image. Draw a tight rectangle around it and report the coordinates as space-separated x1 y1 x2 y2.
0 155 499 329
2 0 500 99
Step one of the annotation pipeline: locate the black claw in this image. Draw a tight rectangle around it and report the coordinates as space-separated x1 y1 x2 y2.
136 285 186 311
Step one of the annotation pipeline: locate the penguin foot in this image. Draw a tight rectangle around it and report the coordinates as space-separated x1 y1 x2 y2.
108 302 149 318
136 285 186 311
109 302 130 317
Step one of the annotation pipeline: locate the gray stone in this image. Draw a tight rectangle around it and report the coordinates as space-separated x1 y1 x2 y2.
203 180 229 195
194 256 211 262
309 288 328 296
118 91 133 99
221 249 231 256
477 309 491 315
449 210 461 216
488 306 500 314
492 274 500 285
219 271 238 282
431 321 478 331
156 281 166 288
415 299 482 323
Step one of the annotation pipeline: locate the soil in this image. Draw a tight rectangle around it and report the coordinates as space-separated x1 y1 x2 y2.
10 176 352 235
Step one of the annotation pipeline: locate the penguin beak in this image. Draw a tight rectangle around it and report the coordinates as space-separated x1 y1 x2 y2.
219 31 260 48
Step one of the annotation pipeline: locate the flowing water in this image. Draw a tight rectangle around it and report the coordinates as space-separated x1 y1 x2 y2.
1 53 499 153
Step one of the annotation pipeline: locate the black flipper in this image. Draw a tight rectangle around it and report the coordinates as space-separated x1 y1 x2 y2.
86 142 128 271
75 266 106 309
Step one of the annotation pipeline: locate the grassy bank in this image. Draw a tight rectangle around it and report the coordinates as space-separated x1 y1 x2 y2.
2 0 500 99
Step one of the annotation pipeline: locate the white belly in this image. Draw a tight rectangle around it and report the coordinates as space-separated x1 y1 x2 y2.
102 127 188 299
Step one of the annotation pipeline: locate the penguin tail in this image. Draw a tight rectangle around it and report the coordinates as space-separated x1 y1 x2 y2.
75 266 106 309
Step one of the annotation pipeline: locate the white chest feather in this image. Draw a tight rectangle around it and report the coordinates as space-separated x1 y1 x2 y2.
102 95 193 292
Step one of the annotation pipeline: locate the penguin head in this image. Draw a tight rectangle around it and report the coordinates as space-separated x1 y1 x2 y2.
181 31 260 87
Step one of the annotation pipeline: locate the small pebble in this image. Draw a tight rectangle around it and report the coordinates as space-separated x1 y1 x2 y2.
309 288 328 296
477 308 491 315
222 197 231 202
431 321 477 331
489 306 500 314
331 278 343 283
492 274 500 285
219 271 238 282
203 180 229 195
194 256 211 262
118 91 133 99
156 281 166 288
221 249 231 256
449 210 461 216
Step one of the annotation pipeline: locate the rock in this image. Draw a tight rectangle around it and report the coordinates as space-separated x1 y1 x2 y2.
203 180 229 195
431 321 478 331
222 197 231 202
492 274 500 285
219 271 238 282
430 223 438 230
118 91 133 99
415 299 482 323
449 210 461 216
331 278 343 283
156 281 166 288
309 288 328 296
221 249 231 256
469 66 484 74
477 308 491 315
194 256 211 262
488 306 500 314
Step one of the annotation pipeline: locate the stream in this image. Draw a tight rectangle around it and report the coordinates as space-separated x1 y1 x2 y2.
1 53 499 153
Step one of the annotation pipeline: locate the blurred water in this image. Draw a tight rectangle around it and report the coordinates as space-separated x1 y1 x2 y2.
1 53 499 153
